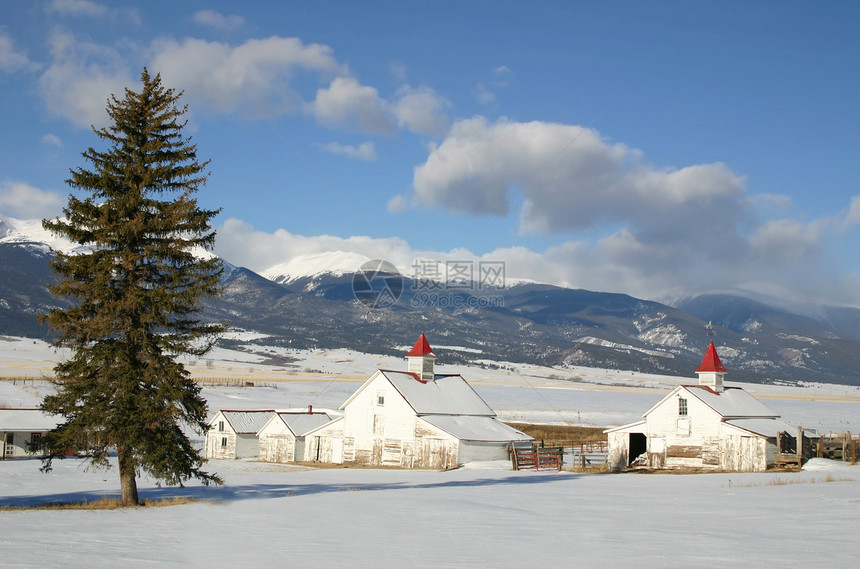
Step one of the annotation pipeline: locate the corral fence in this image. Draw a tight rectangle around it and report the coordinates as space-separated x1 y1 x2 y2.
815 432 858 464
511 441 608 471
194 377 277 389
511 446 563 471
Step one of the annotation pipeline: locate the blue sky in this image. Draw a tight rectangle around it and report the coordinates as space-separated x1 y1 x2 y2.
2 0 860 305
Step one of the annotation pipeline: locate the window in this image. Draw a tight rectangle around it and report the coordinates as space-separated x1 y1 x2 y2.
220 437 227 448
218 420 225 432
30 433 44 455
678 397 688 416
377 393 385 406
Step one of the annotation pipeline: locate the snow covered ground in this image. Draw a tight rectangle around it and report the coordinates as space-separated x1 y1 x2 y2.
0 456 857 568
2 335 860 568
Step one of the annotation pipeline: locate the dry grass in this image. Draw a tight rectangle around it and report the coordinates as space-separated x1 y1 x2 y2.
505 422 607 443
0 496 205 511
731 473 855 488
563 463 609 474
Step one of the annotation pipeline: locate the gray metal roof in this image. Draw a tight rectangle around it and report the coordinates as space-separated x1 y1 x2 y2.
276 412 333 436
725 418 797 438
420 415 533 442
684 386 779 419
381 371 495 416
220 410 276 434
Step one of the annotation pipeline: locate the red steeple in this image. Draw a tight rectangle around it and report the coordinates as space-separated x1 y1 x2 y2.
696 340 727 373
406 333 437 358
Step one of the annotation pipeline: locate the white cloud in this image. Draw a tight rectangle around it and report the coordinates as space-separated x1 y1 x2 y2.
0 181 65 219
749 219 823 265
413 117 747 238
41 133 63 148
0 34 38 73
407 116 857 301
192 10 244 30
316 141 377 161
845 194 860 226
35 31 446 138
150 36 344 118
309 77 396 134
389 62 408 83
387 195 408 214
37 31 134 128
392 85 449 136
474 82 496 105
215 218 416 273
214 212 857 307
751 193 793 214
46 0 107 17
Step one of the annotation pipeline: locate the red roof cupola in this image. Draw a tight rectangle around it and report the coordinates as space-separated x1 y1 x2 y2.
696 340 727 392
696 340 727 373
406 333 437 381
406 333 437 358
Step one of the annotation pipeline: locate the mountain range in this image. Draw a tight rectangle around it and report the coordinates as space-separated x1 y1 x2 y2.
3 214 860 386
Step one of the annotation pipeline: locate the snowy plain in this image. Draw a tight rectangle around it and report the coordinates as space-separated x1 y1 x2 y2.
1 335 859 568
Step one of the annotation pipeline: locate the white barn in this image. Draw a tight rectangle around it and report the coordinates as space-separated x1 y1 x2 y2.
257 409 333 463
606 341 797 472
1 409 61 459
304 334 532 469
205 410 275 460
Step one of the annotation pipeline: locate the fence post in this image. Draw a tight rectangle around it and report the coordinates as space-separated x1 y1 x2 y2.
797 426 803 465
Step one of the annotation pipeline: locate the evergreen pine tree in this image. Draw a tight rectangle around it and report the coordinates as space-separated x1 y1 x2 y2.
40 69 224 506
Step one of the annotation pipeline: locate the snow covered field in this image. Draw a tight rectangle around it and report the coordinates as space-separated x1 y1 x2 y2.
1 456 857 568
2 335 859 568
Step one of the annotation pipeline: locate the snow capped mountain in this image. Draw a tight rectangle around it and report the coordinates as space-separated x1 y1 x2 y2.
0 214 86 255
261 251 375 284
0 214 219 261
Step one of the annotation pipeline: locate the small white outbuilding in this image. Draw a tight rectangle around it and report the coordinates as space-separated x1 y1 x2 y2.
1 408 61 459
606 341 797 472
205 410 275 460
304 334 532 469
257 409 333 463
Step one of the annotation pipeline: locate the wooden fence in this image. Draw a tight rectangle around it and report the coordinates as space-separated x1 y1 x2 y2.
512 447 563 471
815 432 858 463
511 441 609 471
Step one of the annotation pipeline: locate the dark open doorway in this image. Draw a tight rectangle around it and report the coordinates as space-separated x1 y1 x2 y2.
629 433 647 465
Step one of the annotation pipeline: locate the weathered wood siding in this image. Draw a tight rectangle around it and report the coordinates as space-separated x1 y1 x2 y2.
205 431 237 460
607 431 629 471
340 372 437 467
414 420 458 469
304 418 344 463
259 433 297 463
718 424 769 471
645 387 724 469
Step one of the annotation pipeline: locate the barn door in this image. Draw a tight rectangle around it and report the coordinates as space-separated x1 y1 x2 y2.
628 433 646 465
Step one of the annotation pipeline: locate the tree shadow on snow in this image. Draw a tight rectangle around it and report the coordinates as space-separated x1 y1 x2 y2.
0 470 578 508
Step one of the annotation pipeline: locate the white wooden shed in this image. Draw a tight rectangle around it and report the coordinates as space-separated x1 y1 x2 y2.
304 334 532 469
205 410 275 460
606 341 797 472
257 409 333 463
1 408 61 459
